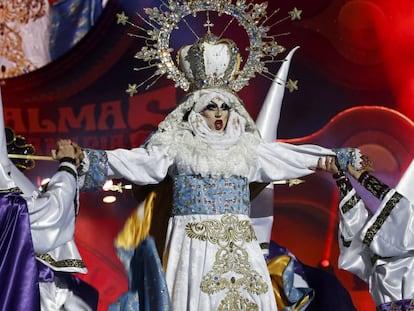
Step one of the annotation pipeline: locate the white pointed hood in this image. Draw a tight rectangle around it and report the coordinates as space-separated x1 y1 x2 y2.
0 88 36 194
0 88 17 190
396 158 414 203
255 46 299 142
250 47 299 252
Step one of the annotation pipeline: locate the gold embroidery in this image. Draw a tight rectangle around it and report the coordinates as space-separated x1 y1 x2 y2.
36 253 86 269
185 214 268 310
341 193 360 214
363 192 403 246
362 174 391 200
0 0 47 78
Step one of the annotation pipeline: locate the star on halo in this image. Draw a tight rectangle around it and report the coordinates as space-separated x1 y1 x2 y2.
116 12 129 25
286 79 299 93
126 84 139 97
289 8 302 21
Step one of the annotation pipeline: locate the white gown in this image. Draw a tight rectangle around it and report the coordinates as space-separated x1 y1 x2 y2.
81 121 334 310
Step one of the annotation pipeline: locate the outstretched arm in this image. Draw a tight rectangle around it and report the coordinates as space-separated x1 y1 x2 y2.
77 144 174 191
253 142 337 182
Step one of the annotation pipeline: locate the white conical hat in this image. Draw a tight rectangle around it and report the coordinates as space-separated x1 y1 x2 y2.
0 90 9 167
255 46 300 142
0 88 36 194
0 88 17 190
253 46 299 200
251 47 299 254
396 158 414 203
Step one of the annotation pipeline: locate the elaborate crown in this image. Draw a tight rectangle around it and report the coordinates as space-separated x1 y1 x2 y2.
117 1 302 96
178 32 241 91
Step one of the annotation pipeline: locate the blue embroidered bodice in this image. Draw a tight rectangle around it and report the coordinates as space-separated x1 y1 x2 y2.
172 175 250 216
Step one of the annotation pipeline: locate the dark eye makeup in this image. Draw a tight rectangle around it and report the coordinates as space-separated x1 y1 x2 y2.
220 103 230 111
203 102 230 111
205 103 218 111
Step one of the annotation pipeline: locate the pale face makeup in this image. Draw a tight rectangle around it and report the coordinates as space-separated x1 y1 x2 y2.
200 97 231 132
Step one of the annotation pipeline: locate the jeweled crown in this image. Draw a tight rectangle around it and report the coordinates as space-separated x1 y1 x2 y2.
178 32 241 91
117 1 302 96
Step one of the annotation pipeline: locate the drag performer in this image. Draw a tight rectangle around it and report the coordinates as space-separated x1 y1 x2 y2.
318 155 414 310
80 85 341 310
75 1 366 311
77 2 364 310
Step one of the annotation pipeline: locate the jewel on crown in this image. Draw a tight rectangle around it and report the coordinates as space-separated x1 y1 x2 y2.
178 32 241 92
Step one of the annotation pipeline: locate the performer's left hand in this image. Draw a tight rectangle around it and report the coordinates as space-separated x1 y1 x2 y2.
51 139 77 163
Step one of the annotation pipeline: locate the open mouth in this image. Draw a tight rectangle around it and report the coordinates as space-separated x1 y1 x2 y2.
214 120 223 130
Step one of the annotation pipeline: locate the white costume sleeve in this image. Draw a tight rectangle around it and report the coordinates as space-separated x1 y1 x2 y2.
339 188 370 241
335 173 414 284
27 162 78 254
106 145 174 185
251 142 336 182
336 187 372 283
339 173 414 306
361 189 414 258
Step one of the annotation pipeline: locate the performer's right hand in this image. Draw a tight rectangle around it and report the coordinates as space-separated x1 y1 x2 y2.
347 155 374 180
317 156 339 174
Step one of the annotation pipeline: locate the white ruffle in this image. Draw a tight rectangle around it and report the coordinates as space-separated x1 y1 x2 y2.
188 110 246 150
149 127 259 178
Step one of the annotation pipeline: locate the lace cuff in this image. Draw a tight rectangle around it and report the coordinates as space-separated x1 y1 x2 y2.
78 149 108 191
333 148 362 171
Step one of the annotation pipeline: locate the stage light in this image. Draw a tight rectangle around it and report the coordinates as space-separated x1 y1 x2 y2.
103 195 117 203
318 258 335 274
319 259 331 268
